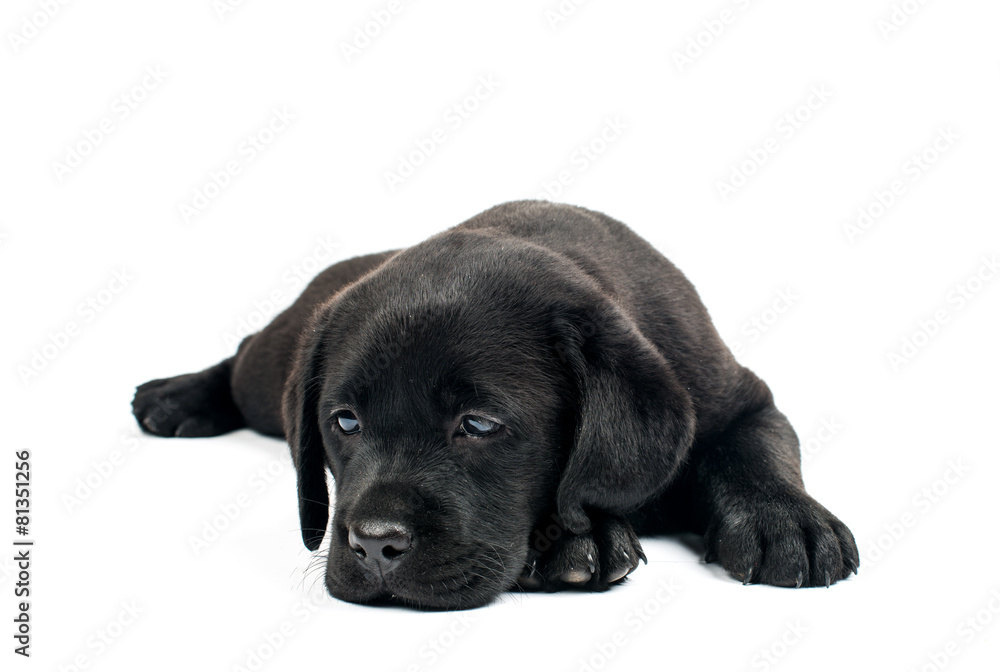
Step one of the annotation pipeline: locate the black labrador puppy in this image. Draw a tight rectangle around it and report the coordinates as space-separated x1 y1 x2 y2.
132 201 858 609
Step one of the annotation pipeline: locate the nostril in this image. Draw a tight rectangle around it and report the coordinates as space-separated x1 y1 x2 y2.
348 528 368 558
348 522 413 570
382 536 410 559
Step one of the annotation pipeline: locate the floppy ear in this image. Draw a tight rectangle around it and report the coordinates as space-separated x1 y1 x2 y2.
282 312 332 551
555 303 696 535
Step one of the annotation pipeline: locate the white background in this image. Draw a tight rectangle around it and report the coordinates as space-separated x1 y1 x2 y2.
3 1 999 670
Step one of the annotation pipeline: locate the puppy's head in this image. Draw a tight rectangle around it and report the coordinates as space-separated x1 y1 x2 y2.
283 236 693 608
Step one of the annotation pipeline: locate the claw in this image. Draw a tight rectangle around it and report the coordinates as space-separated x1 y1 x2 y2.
743 566 754 586
795 571 804 589
517 557 543 590
825 571 831 588
606 548 638 583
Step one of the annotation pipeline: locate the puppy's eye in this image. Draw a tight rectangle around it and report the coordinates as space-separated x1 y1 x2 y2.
460 415 500 437
334 411 360 435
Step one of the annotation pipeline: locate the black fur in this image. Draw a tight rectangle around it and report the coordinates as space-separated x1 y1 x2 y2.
132 201 858 608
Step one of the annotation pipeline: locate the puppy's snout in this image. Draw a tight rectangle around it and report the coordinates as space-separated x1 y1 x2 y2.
348 522 413 574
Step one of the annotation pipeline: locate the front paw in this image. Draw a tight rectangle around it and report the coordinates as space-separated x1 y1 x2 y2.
704 492 859 588
517 513 646 591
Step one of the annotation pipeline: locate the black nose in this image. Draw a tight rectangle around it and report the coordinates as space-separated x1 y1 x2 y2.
348 522 412 574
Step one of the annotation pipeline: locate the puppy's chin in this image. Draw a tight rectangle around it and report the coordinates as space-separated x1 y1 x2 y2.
324 541 527 610
325 570 507 611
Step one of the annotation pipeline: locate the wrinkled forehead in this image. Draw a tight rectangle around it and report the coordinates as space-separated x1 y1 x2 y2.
319 300 562 424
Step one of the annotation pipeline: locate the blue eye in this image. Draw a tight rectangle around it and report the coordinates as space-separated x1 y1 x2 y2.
460 416 500 437
335 411 360 434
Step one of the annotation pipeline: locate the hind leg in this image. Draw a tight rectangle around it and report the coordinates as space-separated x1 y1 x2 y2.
132 358 245 438
132 251 397 440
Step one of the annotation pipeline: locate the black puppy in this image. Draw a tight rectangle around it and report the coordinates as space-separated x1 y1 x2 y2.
133 201 858 609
